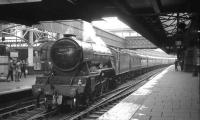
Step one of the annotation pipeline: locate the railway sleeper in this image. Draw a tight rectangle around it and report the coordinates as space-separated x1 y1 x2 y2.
92 111 105 115
0 104 43 119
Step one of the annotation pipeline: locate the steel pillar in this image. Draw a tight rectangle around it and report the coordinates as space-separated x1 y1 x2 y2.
28 31 33 66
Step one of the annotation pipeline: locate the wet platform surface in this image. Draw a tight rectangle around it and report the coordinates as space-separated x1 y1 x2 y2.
0 75 37 95
98 66 199 120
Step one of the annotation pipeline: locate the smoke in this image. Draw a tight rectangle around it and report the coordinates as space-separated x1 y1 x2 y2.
82 21 107 47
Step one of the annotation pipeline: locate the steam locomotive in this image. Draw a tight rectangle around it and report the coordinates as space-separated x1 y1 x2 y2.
32 35 175 109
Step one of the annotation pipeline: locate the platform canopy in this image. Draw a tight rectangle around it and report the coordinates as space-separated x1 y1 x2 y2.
0 0 199 53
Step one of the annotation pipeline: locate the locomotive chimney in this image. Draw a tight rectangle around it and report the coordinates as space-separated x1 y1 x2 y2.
63 34 76 38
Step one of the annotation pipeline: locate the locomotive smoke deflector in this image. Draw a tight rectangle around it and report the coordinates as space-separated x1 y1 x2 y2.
50 37 83 72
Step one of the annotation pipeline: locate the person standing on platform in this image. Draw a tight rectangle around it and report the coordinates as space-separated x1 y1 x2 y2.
20 60 26 78
179 60 184 71
12 60 17 82
193 46 200 76
175 60 179 71
7 58 14 81
13 60 17 82
16 60 21 81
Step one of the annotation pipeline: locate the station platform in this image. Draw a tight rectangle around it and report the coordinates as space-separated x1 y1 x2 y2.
0 75 37 95
98 66 199 120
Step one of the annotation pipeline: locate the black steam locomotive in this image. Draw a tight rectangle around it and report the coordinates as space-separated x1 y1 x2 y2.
32 35 174 109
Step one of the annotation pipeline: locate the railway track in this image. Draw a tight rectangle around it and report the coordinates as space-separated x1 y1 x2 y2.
0 98 45 120
58 67 165 120
0 67 165 120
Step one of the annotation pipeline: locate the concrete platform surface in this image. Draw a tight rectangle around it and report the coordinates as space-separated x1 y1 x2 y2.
98 66 199 120
0 75 38 95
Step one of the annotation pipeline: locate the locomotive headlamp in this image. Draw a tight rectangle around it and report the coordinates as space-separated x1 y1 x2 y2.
78 79 82 86
32 85 42 96
57 95 63 105
73 98 76 104
77 78 86 86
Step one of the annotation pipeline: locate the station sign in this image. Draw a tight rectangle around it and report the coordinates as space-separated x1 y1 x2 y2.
10 51 18 58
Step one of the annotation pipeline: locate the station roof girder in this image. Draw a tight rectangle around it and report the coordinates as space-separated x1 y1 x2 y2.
125 36 157 49
0 0 200 53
